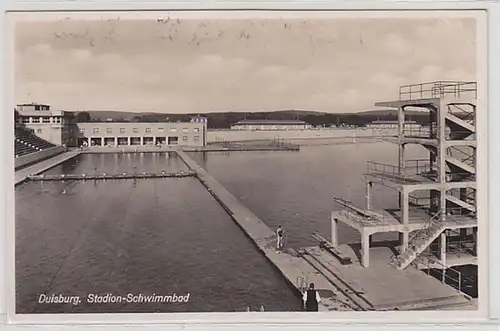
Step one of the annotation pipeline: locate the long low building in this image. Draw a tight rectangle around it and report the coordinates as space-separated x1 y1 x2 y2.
15 104 207 147
76 122 205 147
231 119 311 130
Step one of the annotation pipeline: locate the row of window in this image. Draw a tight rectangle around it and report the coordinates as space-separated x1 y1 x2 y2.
85 136 199 141
36 127 200 142
82 127 200 134
20 117 63 124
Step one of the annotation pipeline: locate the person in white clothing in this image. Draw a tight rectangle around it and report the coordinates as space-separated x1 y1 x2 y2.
276 225 284 249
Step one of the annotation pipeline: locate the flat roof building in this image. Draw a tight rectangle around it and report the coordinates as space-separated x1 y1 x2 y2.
231 119 311 130
76 122 205 147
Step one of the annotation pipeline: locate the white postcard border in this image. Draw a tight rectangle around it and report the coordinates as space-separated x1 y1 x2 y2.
1 1 499 329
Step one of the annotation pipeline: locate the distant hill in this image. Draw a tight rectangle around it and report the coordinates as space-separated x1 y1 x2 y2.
83 108 428 119
82 109 329 121
356 109 428 117
71 108 433 128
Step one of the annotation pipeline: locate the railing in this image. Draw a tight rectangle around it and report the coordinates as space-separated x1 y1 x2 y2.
447 104 476 124
447 146 475 167
408 194 431 207
405 159 432 171
390 205 478 265
333 196 391 225
399 81 477 101
414 255 463 293
337 209 390 225
466 189 476 203
447 131 476 140
270 138 300 150
389 211 443 268
402 126 474 140
443 207 477 224
403 126 435 138
366 161 435 179
406 210 442 248
445 238 475 257
446 172 476 182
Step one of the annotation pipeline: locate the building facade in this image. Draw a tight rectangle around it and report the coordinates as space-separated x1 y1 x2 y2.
15 104 207 147
16 103 70 145
76 122 205 147
231 119 311 130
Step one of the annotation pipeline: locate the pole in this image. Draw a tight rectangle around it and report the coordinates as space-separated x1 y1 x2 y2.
458 272 462 293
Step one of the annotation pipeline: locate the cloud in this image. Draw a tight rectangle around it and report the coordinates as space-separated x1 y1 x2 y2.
383 33 413 56
416 65 444 82
26 43 53 56
445 68 475 81
71 48 92 61
14 17 478 113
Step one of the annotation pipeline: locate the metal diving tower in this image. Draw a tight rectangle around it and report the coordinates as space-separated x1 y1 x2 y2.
331 81 478 271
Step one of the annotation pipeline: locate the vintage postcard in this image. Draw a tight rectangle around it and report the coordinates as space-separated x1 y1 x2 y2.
8 10 487 320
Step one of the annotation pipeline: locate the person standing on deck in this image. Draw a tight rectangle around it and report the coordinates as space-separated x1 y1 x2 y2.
276 225 284 250
303 283 321 311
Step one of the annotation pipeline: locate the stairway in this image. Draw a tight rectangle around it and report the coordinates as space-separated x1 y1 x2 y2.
445 156 475 175
445 113 475 133
391 220 445 270
445 194 476 213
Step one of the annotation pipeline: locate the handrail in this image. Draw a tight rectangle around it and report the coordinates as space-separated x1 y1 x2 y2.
406 210 443 247
414 255 463 293
447 104 475 121
399 81 477 100
366 160 434 178
447 146 475 165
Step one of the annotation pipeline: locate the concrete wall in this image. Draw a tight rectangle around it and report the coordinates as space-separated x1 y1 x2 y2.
15 145 66 170
20 123 64 145
206 128 398 143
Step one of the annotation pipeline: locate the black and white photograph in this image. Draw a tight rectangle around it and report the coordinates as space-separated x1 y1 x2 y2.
10 10 485 315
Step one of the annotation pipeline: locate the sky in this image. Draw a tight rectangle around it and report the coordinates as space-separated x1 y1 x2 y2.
13 15 478 114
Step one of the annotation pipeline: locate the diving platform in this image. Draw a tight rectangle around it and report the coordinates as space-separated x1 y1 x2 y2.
331 206 477 235
375 97 441 108
331 197 477 268
375 81 477 108
26 171 196 182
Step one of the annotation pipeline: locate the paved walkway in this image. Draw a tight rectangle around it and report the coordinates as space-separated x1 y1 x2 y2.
15 150 81 185
328 245 474 310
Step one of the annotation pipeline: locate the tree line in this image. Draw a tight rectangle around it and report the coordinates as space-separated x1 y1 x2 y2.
61 110 433 129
